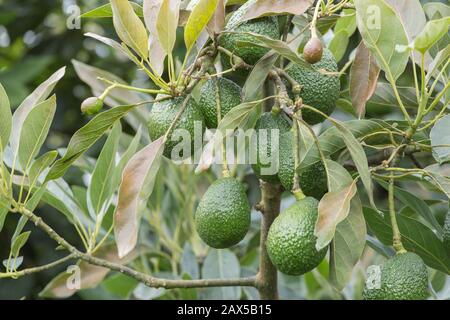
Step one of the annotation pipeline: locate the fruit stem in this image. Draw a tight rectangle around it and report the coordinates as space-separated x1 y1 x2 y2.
214 77 230 177
310 0 323 39
292 112 304 196
388 177 407 254
257 181 282 300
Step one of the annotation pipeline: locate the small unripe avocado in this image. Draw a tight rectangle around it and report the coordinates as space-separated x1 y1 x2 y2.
285 49 340 125
363 252 429 300
443 210 450 252
252 112 291 183
147 96 204 159
303 37 323 64
195 177 251 249
199 77 242 128
219 1 280 66
81 97 103 115
277 131 328 199
266 197 327 275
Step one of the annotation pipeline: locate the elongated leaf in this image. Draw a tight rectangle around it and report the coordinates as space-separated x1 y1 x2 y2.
0 83 12 150
143 0 166 76
184 0 218 51
85 32 129 58
89 122 121 216
376 179 443 234
10 67 65 155
114 136 165 258
385 0 426 42
430 114 450 164
315 180 357 250
354 0 409 81
156 0 181 54
0 207 8 233
202 249 240 299
236 0 312 25
350 41 380 118
426 44 450 83
242 52 277 102
46 105 135 181
28 150 58 187
364 207 450 274
11 231 31 258
39 244 135 298
207 0 225 36
111 0 148 59
18 96 56 171
414 17 450 53
329 29 349 62
82 2 143 18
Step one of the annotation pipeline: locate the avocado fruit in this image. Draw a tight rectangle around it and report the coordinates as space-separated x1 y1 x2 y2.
266 197 327 275
252 112 291 183
147 96 204 159
199 77 242 128
363 252 429 300
195 177 251 248
285 49 340 125
219 1 280 66
277 131 328 199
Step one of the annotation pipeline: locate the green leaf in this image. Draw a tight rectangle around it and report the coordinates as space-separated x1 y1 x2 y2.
114 136 165 258
89 122 121 216
364 207 450 274
334 9 357 36
0 207 8 233
235 0 312 24
28 150 58 188
143 0 166 76
102 273 138 299
0 82 12 150
18 96 56 171
46 105 135 181
110 0 149 60
84 32 130 58
430 114 450 164
426 44 450 83
11 231 31 258
10 67 65 156
82 2 143 18
354 0 409 81
156 0 181 54
328 29 349 62
414 17 450 53
201 249 241 299
242 52 277 102
184 0 218 51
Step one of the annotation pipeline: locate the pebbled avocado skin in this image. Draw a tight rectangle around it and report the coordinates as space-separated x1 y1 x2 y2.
266 197 327 276
199 77 242 129
285 49 340 125
147 96 204 159
363 252 429 300
195 177 251 249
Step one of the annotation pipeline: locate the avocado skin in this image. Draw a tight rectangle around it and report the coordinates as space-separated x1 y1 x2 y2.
252 112 291 183
199 78 242 128
195 177 251 249
285 49 340 125
363 252 429 300
277 132 328 199
147 96 204 159
219 1 280 66
266 197 327 276
443 210 450 253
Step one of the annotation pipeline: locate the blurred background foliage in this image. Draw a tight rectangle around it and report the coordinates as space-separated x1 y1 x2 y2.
0 0 448 300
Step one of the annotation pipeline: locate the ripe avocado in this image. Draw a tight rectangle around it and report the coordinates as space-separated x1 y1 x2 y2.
219 1 280 66
277 131 328 199
195 177 251 248
252 112 291 183
147 96 204 159
199 77 242 128
443 210 450 252
363 252 429 300
266 197 327 275
285 49 340 125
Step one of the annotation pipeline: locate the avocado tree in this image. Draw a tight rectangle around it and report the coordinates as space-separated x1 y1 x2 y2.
0 0 449 300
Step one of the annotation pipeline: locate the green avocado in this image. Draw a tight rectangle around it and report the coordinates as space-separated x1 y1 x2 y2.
363 252 429 300
252 112 291 183
199 77 242 128
147 96 204 159
285 49 340 125
443 210 450 252
219 1 280 66
266 197 327 276
277 131 328 199
195 177 251 249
